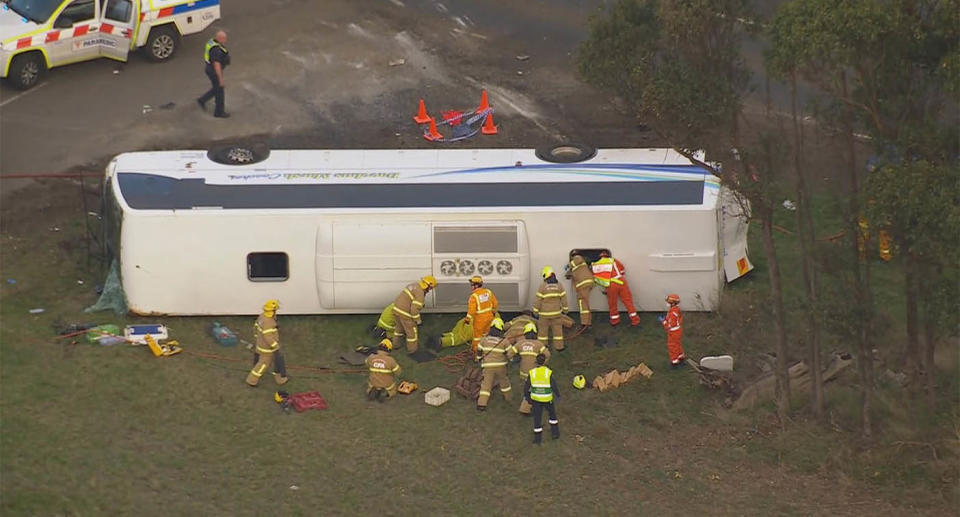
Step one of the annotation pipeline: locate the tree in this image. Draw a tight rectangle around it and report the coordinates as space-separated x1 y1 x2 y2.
578 0 797 423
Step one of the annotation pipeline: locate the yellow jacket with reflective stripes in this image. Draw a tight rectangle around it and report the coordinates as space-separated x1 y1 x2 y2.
476 335 510 369
569 255 595 289
365 350 401 389
532 281 567 317
254 314 279 354
393 283 426 322
528 366 554 402
508 338 550 377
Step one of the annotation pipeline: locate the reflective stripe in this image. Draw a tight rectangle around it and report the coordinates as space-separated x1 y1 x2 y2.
500 386 512 392
377 317 394 330
529 366 553 402
256 347 276 354
479 390 491 396
539 310 562 316
533 427 543 432
203 39 227 64
369 368 393 373
669 326 681 331
519 352 539 356
411 301 424 308
536 292 565 298
548 419 558 424
393 306 414 318
575 278 593 288
481 362 508 368
403 288 415 300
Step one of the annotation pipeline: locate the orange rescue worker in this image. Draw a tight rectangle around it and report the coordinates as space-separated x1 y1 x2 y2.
466 275 498 353
507 322 550 414
246 299 289 387
392 276 437 354
591 251 640 327
658 294 686 368
533 266 568 351
566 254 595 328
475 318 511 410
365 339 402 401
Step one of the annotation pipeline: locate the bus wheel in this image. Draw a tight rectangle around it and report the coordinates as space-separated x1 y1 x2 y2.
8 52 45 90
207 143 271 165
145 25 180 62
535 143 597 163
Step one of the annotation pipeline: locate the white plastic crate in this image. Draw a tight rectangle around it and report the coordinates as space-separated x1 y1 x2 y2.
424 387 450 407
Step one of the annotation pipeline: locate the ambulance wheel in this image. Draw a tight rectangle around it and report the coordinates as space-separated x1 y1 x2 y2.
208 143 271 165
145 25 180 62
8 52 45 90
535 143 597 163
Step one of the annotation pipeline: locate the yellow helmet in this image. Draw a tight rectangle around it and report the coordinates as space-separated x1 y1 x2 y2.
274 391 289 403
420 275 437 289
541 266 554 279
379 338 393 350
490 317 504 331
469 275 483 286
522 322 537 335
263 299 279 312
573 375 586 389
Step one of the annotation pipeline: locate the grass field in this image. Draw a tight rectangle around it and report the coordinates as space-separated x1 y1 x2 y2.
1 179 956 516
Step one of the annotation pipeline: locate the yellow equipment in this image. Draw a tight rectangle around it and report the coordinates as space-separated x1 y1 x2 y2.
573 375 586 389
397 381 419 394
469 275 483 286
263 299 280 312
379 338 393 350
541 266 554 279
144 334 182 357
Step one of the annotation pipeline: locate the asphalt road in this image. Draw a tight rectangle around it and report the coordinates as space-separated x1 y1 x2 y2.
0 0 650 191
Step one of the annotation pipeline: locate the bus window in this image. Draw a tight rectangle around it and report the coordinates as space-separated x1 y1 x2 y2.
569 248 610 265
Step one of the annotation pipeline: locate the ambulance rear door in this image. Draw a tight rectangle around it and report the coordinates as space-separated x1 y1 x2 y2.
98 0 135 61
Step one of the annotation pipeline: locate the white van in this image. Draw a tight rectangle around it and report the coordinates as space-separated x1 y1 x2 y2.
1 0 220 89
101 143 753 316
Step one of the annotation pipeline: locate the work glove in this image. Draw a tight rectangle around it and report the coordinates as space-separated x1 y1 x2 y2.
657 314 666 324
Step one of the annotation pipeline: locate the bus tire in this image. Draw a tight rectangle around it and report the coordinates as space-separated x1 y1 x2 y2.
145 25 180 62
207 143 271 165
8 52 45 90
535 143 597 163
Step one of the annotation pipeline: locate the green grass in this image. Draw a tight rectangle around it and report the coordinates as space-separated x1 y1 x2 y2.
1 181 956 515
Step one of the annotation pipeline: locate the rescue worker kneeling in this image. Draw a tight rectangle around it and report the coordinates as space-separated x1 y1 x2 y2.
365 339 402 402
507 322 550 415
525 353 560 444
246 299 289 387
475 317 511 411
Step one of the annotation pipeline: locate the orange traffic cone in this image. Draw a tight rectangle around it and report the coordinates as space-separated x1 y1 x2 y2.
424 117 443 141
476 90 490 114
481 112 498 135
413 99 431 124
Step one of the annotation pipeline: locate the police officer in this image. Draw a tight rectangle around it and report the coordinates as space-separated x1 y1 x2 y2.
197 30 231 118
524 353 560 444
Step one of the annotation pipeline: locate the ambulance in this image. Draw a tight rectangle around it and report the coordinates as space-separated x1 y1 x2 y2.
0 0 220 90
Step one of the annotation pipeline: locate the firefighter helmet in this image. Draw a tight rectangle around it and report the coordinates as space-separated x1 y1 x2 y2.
420 275 437 289
274 390 290 403
263 299 280 313
379 338 393 351
573 375 586 389
469 275 483 286
541 266 554 279
665 293 680 304
522 322 537 335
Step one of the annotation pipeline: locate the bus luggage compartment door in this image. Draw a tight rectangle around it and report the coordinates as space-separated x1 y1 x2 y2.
317 222 433 310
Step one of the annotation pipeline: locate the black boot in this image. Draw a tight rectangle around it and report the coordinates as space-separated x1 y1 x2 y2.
377 389 387 403
533 432 542 445
551 425 560 440
367 388 377 401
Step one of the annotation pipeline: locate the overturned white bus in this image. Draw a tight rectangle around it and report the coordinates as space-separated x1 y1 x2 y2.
101 143 752 315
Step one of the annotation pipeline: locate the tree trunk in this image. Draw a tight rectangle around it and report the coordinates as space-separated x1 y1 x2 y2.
760 212 791 425
843 72 872 438
923 310 937 409
790 73 824 420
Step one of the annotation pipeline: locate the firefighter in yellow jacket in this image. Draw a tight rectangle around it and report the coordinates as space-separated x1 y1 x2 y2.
475 317 511 410
246 299 289 387
392 276 437 354
507 322 550 414
365 339 402 402
503 310 537 346
533 266 569 351
566 254 594 328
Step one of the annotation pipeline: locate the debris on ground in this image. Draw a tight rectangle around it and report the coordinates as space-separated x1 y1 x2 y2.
700 355 734 372
591 363 653 392
159 102 176 110
425 387 450 407
731 352 853 410
28 308 45 314
388 58 406 66
454 366 482 400
515 54 530 61
397 381 419 394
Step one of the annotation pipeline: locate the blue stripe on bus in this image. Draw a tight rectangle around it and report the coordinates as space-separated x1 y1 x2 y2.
172 0 220 15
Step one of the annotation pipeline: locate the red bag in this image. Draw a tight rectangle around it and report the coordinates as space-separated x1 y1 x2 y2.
289 391 328 412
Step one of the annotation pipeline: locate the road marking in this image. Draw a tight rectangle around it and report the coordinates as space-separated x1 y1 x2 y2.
0 82 48 108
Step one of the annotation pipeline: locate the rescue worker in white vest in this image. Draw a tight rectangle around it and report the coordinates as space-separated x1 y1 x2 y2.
365 339 402 402
532 266 569 351
246 299 289 387
507 322 550 415
566 254 595 329
391 276 437 354
475 317 511 411
196 30 230 118
524 354 560 444
592 250 641 327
